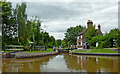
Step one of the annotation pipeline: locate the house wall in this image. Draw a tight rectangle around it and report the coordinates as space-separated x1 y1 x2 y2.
77 35 83 48
77 36 80 46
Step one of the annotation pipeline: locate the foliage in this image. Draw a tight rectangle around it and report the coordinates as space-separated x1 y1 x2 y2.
89 28 120 48
47 42 53 48
1 1 18 50
64 25 85 45
109 29 120 47
55 39 61 47
61 40 67 48
85 24 97 42
1 1 56 51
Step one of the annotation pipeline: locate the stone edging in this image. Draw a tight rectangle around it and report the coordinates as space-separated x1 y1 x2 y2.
15 52 58 59
71 52 120 56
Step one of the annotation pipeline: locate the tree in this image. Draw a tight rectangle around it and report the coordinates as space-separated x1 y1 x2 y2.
49 36 55 45
85 24 97 42
61 40 67 48
14 2 27 45
55 39 61 47
88 28 120 48
1 1 56 50
1 1 18 50
64 25 85 45
109 28 120 47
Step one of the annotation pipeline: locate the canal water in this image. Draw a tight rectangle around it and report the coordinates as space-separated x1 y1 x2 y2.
1 53 119 72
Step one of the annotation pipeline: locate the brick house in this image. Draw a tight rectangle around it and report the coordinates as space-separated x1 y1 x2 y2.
76 20 103 49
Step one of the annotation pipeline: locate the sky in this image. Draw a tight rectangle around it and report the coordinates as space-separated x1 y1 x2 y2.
4 0 119 40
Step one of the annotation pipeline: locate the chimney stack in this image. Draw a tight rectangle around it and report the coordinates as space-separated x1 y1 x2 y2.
98 24 101 30
87 20 93 28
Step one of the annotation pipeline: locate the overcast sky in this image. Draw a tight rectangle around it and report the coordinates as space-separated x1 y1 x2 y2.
5 0 119 40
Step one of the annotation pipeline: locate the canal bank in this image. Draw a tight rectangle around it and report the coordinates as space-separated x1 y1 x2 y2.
70 48 120 56
2 49 68 59
71 52 120 56
2 52 59 59
15 52 59 59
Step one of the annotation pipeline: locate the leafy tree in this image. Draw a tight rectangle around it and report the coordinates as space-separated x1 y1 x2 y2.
61 40 67 48
14 2 27 45
1 1 56 50
109 28 120 47
85 24 97 42
89 28 120 48
64 25 85 45
49 36 55 45
1 1 18 50
55 39 61 47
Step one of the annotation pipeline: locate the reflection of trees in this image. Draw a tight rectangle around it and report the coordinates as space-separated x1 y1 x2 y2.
2 56 54 72
64 54 118 72
0 58 2 73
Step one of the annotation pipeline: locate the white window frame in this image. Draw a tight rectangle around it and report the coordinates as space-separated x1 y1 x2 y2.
81 35 83 39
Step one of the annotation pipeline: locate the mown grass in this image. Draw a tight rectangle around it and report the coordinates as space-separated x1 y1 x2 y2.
23 48 54 53
72 49 118 53
3 48 54 53
62 48 68 50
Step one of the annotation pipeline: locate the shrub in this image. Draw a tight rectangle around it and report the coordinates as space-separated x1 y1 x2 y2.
47 42 53 48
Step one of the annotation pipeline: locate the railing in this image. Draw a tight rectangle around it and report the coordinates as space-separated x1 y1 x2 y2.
34 45 46 51
5 45 24 51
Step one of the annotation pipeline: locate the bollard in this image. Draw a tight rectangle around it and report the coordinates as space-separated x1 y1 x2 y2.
69 50 72 54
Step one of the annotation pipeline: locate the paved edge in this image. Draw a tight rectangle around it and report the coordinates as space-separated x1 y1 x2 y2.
15 52 58 59
71 52 120 56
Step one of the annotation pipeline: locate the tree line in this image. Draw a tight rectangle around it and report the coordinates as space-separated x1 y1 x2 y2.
1 1 56 50
87 28 120 48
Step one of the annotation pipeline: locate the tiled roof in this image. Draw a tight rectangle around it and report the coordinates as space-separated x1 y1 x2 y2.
78 29 87 36
96 29 103 35
78 29 103 36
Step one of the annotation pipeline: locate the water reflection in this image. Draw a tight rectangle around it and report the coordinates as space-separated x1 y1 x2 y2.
0 53 2 73
2 56 53 72
64 54 119 72
2 53 119 72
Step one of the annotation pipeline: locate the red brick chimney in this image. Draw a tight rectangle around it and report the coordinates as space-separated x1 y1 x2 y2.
98 24 101 30
87 20 93 28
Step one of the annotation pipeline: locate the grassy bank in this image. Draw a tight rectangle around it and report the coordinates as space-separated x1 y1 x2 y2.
3 48 54 53
62 48 68 50
72 49 118 53
23 48 54 53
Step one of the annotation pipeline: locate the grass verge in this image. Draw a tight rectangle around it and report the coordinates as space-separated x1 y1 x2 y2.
3 48 54 53
72 49 118 53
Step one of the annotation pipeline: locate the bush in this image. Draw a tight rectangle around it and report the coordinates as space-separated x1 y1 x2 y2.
24 45 29 51
47 42 53 48
39 40 44 45
88 29 120 49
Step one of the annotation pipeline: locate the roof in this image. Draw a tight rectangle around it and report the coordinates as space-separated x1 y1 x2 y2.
78 29 87 36
78 29 103 36
96 29 103 35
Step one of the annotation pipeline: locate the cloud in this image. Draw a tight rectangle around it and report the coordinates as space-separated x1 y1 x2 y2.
7 0 120 2
9 1 118 40
26 2 80 20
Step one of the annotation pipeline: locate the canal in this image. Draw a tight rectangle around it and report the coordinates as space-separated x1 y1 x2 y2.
1 53 119 72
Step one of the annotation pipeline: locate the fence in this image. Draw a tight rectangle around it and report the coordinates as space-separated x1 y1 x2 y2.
33 45 46 51
5 45 24 51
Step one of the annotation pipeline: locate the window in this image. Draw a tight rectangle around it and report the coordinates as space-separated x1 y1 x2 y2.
77 36 79 39
81 40 82 46
81 35 83 39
